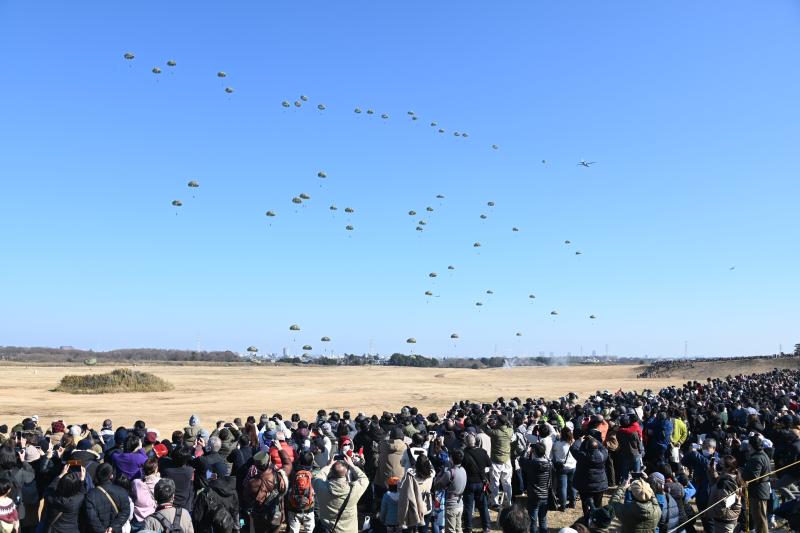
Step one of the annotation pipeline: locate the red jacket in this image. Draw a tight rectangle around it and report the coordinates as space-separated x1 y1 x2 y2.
269 441 295 468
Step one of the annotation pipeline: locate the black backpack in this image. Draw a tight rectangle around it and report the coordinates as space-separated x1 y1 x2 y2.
194 487 237 533
154 506 186 533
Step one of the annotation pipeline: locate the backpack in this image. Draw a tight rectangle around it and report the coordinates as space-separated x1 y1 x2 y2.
154 506 186 533
194 487 236 532
287 469 315 512
243 466 284 508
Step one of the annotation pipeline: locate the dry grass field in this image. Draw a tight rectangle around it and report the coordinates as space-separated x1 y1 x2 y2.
4 358 797 432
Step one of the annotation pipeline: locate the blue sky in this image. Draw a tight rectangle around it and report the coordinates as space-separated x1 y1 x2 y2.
1 1 798 358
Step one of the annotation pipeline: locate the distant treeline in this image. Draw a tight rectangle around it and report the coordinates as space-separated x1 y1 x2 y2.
0 346 240 363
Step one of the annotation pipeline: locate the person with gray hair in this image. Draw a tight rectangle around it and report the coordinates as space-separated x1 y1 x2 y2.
461 431 492 533
142 478 195 532
194 435 230 482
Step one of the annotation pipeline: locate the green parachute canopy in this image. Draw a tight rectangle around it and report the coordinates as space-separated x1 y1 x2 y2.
415 227 423 231
425 291 433 296
475 302 483 306
406 338 417 344
329 205 338 211
302 345 313 351
454 132 461 137
447 265 455 270
292 197 303 204
294 101 302 107
529 294 536 299
480 214 487 219
225 87 234 94
426 207 434 212
317 171 327 178
171 200 182 207
321 336 331 342
407 111 415 115
512 227 519 232
429 272 437 278
589 315 597 319
300 95 309 102
217 71 226 78
317 104 326 110
450 334 459 339
299 193 311 200
515 332 522 337
345 225 354 231
366 109 374 115
486 290 494 295
246 346 258 353
575 251 582 255
430 122 438 127
491 144 499 150
436 194 445 199
152 67 162 74
289 324 301 331
438 129 445 133
473 242 481 247
354 108 362 113
487 201 495 207
187 180 199 188
83 358 97 366
418 221 426 226
123 52 135 60
462 133 469 138
408 210 416 216
344 207 354 213
381 113 389 119
265 211 276 217
550 311 559 316
282 101 290 108
167 60 177 67
564 240 571 244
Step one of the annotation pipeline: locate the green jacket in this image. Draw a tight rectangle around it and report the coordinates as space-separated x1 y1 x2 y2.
481 424 513 464
313 464 370 533
611 485 662 533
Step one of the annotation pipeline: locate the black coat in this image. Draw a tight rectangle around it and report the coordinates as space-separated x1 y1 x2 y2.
162 465 195 511
462 447 492 485
195 452 229 487
83 482 131 533
43 479 86 533
743 450 771 500
519 456 552 499
570 438 609 494
192 475 240 533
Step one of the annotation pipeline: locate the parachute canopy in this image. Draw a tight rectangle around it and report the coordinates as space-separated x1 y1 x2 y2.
345 225 354 231
317 104 326 110
564 240 571 244
550 311 559 316
529 294 536 299
167 60 177 67
299 193 311 200
354 108 362 113
475 302 483 306
486 290 494 294
152 67 162 74
447 265 455 270
408 210 416 216
436 194 445 199
589 315 597 319
424 291 433 296
406 338 417 344
512 227 519 232
225 87 234 94
217 71 226 78
515 332 522 337
321 336 331 342
429 272 437 278
366 109 374 115
171 200 182 207
187 180 199 188
480 214 487 219
294 101 302 107
381 113 389 119
329 205 338 211
292 197 303 204
473 242 481 247
246 346 258 353
302 345 313 351
344 207 354 213
289 324 301 331
491 144 499 150
418 221 427 226
450 333 459 339
575 251 582 255
487 201 495 207
123 52 135 60
265 211 276 217
426 207 434 212
282 101 291 108
317 171 327 178
300 95 309 102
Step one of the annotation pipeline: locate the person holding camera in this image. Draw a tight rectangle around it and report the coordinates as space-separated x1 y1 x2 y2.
519 443 552 533
609 474 661 533
570 432 608 521
481 414 513 510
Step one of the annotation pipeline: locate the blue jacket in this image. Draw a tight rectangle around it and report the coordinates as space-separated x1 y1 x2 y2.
681 450 717 507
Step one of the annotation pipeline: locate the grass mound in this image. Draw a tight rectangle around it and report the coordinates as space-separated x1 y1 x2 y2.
54 368 174 394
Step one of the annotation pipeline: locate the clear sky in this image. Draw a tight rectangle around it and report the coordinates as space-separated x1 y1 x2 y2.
1 1 798 358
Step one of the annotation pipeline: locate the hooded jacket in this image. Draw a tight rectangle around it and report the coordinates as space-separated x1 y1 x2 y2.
708 472 741 524
610 485 662 533
313 464 369 533
376 439 407 489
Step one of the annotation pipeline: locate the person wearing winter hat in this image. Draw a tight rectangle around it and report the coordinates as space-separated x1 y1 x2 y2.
183 414 203 446
610 477 661 532
649 472 679 532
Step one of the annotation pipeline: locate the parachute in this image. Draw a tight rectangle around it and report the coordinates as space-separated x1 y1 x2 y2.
480 214 487 219
486 290 494 295
491 144 499 150
317 171 327 178
454 132 461 137
515 332 522 337
171 200 182 207
564 240 571 244
447 265 455 270
436 194 445 199
302 345 313 351
475 302 483 306
411 116 418 121
366 109 374 115
289 324 301 331
430 122 438 127
438 129 445 133
329 205 338 211
589 315 597 319
217 71 226 78
225 87 234 94
426 207 434 212
416 226 423 231
512 227 519 232
407 111 415 115
429 272 437 278
408 210 416 216
406 338 417 344
424 291 433 296
247 346 258 353
300 95 309 102
462 133 469 138
317 104 326 110
282 101 291 108
354 108 362 113
344 207 354 213
292 197 303 204
294 101 302 107
152 67 162 74
418 221 426 226
321 336 331 342
299 193 311 200
123 52 135 60
550 311 559 316
450 334 459 339
265 211 276 217
167 60 177 67
487 201 495 207
345 225 354 231
542 159 547 164
575 251 582 255
84 358 97 366
473 242 481 247
187 180 199 188
528 294 535 299
381 113 389 119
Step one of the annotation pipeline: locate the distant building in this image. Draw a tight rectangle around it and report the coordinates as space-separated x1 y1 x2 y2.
59 346 75 350
282 347 288 357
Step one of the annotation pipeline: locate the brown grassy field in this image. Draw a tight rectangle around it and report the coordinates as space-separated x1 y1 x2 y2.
6 359 798 432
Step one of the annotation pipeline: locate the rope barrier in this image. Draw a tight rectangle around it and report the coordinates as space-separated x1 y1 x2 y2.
663 458 800 533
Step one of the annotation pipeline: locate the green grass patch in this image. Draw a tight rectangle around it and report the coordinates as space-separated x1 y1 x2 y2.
54 368 174 394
